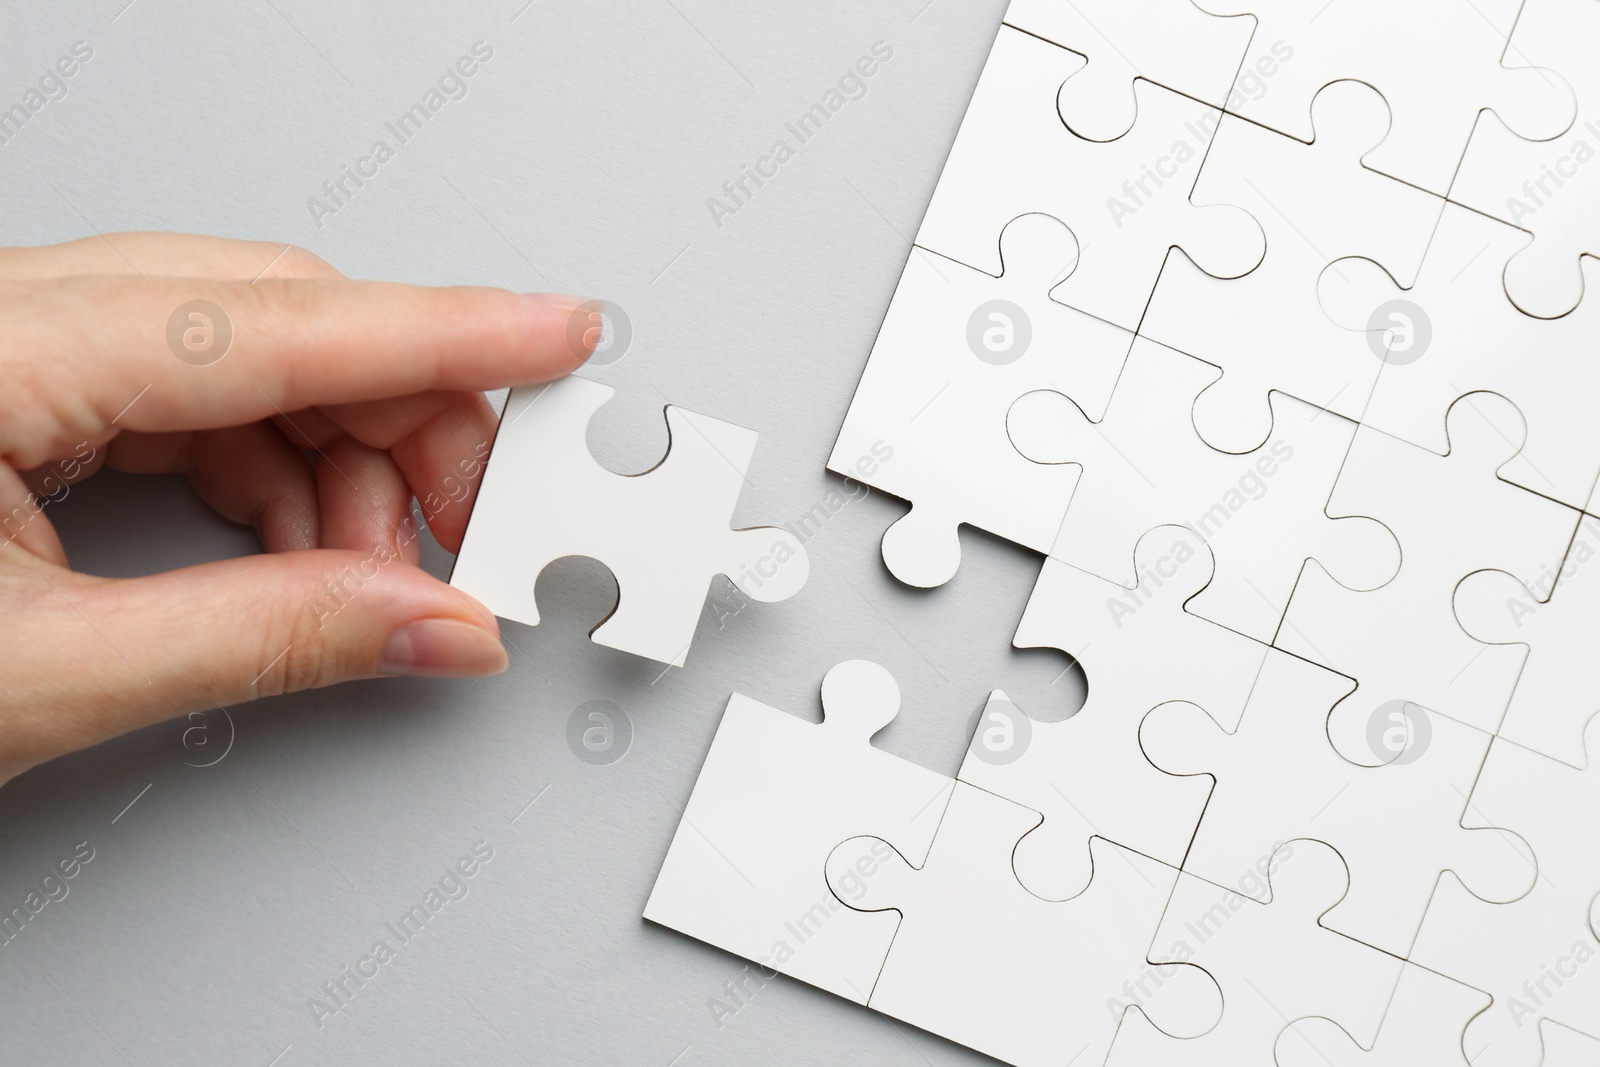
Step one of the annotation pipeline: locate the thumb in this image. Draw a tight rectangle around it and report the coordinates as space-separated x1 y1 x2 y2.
8 548 506 776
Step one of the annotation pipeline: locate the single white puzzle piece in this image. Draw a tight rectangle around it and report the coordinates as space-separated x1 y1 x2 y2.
450 375 809 666
1107 840 1404 1066
825 782 1222 1067
1450 0 1598 318
1001 0 1253 141
826 213 1133 588
1454 516 1600 768
1196 0 1575 196
1007 336 1394 643
1277 393 1580 737
643 661 954 1004
1274 962 1491 1067
914 24 1264 333
1141 648 1535 957
1138 80 1445 453
1411 722 1600 1067
957 526 1258 900
1319 202 1600 509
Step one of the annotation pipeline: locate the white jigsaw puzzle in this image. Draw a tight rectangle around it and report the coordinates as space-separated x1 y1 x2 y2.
1107 840 1405 1066
1196 0 1575 196
451 375 809 666
957 526 1257 900
1141 648 1534 957
1138 80 1444 453
1319 202 1600 510
1275 962 1491 1067
825 782 1222 1067
1001 0 1253 141
643 4 1600 1063
643 661 954 1004
1007 335 1393 643
826 212 1132 588
1454 516 1600 768
1410 721 1600 1067
1450 0 1598 319
914 24 1264 333
1277 394 1580 737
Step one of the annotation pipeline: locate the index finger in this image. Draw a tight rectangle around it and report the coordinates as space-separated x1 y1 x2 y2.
0 274 596 469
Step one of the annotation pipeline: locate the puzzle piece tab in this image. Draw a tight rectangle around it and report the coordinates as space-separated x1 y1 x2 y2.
1450 0 1598 318
826 782 1221 1067
643 661 954 1003
1275 962 1491 1067
1002 0 1253 140
1278 393 1580 736
451 375 809 666
1139 80 1444 452
1454 516 1600 768
1008 336 1393 643
1320 202 1600 509
1108 840 1404 1066
826 213 1131 588
1197 0 1575 196
1142 648 1533 956
1411 720 1600 1067
915 24 1263 332
958 526 1258 899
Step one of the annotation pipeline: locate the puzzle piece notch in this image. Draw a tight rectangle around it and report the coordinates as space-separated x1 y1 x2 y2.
1412 718 1600 1067
1140 79 1446 453
452 375 808 665
958 525 1255 900
1003 0 1254 141
1274 962 1491 1067
826 783 1221 1067
1450 0 1596 318
1278 390 1581 739
1195 0 1575 196
1008 336 1395 643
914 24 1264 332
828 211 1135 589
1108 839 1405 1065
1316 202 1600 509
643 660 956 1004
1142 648 1535 957
1453 520 1600 769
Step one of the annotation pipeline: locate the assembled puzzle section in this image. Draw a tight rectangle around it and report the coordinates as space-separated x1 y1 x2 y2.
826 213 1132 588
957 525 1256 900
643 661 954 1004
912 24 1263 334
1450 0 1596 318
1107 840 1404 1065
451 375 808 666
827 782 1222 1067
648 2 1600 1064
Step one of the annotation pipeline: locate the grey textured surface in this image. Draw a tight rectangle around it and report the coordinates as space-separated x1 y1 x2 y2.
0 2 1089 1064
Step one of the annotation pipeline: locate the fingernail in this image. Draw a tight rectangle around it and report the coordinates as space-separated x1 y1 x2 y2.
378 618 508 678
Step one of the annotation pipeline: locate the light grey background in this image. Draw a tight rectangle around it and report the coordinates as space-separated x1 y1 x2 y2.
0 2 1089 1064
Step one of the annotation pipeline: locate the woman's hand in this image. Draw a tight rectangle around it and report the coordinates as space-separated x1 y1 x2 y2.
0 232 594 785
